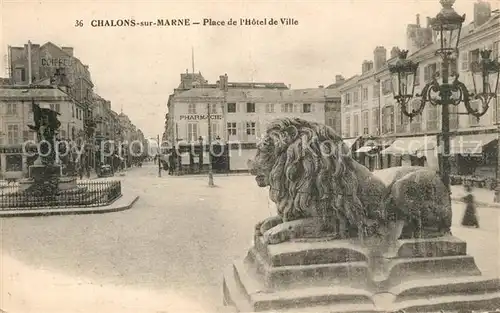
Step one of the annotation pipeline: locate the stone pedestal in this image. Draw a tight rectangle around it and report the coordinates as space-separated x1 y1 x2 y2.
19 164 77 192
29 164 62 178
222 235 500 312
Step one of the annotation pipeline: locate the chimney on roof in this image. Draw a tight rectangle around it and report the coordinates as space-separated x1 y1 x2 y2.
426 16 432 28
373 46 387 71
335 75 345 84
390 47 400 59
416 14 420 27
288 84 291 89
61 47 73 56
362 60 374 73
474 1 491 27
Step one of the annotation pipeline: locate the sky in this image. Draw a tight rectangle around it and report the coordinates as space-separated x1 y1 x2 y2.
0 0 492 138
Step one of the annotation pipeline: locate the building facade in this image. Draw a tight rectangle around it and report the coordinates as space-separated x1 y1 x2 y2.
325 75 345 135
166 72 342 173
343 1 500 178
2 41 145 177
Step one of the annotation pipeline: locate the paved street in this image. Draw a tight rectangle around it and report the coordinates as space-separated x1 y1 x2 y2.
1 163 272 313
1 163 499 312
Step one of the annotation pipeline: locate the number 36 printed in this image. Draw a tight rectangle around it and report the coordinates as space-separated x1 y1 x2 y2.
75 20 84 27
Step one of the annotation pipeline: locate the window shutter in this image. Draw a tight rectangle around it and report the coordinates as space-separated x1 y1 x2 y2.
256 121 261 138
311 104 316 112
294 103 299 113
281 103 285 113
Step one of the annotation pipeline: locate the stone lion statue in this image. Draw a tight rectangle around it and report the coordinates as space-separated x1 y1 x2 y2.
249 118 452 245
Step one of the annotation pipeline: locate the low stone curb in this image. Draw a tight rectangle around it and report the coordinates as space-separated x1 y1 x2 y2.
451 196 500 209
0 193 140 217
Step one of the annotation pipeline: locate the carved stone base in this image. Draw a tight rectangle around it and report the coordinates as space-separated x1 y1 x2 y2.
222 235 500 312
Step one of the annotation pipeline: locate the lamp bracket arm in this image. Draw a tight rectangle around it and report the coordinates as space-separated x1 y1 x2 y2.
454 78 489 120
400 93 426 123
421 80 442 106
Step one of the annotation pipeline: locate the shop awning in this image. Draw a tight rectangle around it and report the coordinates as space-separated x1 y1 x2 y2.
447 133 497 155
381 136 437 156
343 137 360 149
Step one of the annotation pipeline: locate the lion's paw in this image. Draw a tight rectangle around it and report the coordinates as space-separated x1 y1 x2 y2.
256 216 283 236
263 223 293 245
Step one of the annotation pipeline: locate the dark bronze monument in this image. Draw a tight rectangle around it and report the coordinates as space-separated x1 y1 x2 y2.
18 99 77 195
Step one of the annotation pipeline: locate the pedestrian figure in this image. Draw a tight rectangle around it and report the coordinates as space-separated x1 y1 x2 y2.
461 184 479 228
168 153 175 175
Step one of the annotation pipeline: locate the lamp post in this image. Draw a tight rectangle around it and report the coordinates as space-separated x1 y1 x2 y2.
389 0 500 194
207 102 215 187
157 134 161 177
198 135 204 172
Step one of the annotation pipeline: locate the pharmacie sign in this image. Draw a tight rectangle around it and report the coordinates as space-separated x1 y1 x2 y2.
179 114 223 120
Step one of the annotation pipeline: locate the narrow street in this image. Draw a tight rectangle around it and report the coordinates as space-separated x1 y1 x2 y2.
1 163 499 312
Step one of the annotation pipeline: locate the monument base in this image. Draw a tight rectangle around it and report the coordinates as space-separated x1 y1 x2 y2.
19 164 77 192
19 176 77 192
28 164 62 179
222 235 500 312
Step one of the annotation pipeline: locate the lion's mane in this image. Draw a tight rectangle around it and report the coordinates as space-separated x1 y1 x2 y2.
263 118 367 231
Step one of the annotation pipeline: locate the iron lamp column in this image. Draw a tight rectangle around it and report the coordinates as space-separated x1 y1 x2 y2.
389 0 499 194
496 121 500 202
207 102 215 187
198 135 204 172
157 134 161 177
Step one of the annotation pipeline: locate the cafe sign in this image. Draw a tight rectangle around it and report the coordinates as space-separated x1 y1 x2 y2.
41 57 73 67
179 114 223 120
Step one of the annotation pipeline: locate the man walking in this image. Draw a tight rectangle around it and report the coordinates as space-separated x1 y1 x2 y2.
168 152 175 175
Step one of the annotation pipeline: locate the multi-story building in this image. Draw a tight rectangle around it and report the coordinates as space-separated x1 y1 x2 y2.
325 75 345 135
117 112 144 166
166 72 342 173
7 41 97 169
0 85 77 179
107 110 119 141
343 1 500 178
8 41 95 119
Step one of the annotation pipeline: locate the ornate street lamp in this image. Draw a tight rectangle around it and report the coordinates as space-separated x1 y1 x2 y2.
389 0 500 192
